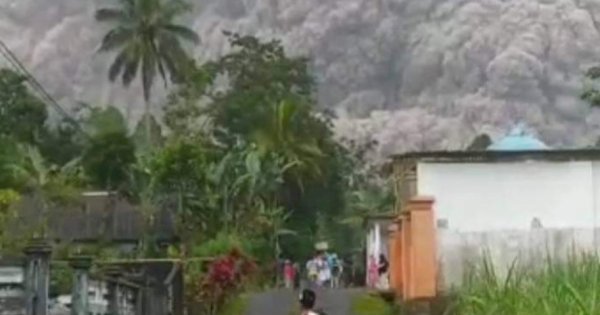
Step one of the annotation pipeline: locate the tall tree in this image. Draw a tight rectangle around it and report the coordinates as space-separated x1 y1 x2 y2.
0 68 47 144
81 106 136 190
95 0 199 144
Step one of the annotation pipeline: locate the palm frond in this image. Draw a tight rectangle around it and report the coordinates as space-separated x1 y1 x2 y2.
95 8 127 22
139 0 161 16
158 35 188 81
108 50 129 82
162 24 200 44
122 56 141 87
161 0 192 20
98 27 134 52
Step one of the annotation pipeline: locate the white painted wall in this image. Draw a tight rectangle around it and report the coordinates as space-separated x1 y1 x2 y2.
438 228 600 288
416 159 600 288
417 161 600 232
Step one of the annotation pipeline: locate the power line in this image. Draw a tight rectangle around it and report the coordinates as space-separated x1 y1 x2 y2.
0 39 87 136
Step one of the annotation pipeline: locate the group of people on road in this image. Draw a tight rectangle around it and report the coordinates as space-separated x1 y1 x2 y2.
283 251 388 290
305 251 343 288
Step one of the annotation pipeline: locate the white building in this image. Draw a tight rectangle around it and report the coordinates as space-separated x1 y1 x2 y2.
393 126 600 286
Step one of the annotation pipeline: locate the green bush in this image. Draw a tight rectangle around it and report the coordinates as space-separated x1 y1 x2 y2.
352 293 397 315
218 294 250 315
192 231 255 258
450 253 600 315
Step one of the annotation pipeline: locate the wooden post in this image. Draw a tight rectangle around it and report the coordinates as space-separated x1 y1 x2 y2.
69 256 92 315
106 267 122 315
135 285 144 315
24 239 52 315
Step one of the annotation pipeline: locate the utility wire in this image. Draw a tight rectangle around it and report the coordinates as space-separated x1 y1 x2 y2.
0 39 88 137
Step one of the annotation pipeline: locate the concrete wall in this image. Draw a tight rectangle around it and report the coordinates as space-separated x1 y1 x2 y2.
418 161 600 232
417 160 600 289
366 220 391 259
437 227 600 288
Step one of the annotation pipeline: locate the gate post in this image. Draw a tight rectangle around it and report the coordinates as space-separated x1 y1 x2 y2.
69 256 92 315
106 267 122 315
406 196 436 300
23 239 52 315
387 222 400 296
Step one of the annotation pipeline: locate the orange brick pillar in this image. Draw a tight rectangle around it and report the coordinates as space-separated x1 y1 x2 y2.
394 216 404 297
405 196 437 300
401 212 411 299
387 223 399 293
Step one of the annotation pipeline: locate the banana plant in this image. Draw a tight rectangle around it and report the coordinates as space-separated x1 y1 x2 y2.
250 100 326 189
3 144 83 238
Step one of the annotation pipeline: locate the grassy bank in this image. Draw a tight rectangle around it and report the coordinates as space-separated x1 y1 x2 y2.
449 254 600 314
352 292 398 315
218 294 250 315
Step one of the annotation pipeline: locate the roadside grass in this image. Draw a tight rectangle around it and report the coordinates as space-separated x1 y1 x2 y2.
352 292 398 315
449 253 600 314
219 294 250 315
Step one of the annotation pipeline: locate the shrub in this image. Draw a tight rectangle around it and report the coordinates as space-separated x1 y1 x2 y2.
191 231 255 258
189 248 256 315
450 253 600 315
352 293 397 315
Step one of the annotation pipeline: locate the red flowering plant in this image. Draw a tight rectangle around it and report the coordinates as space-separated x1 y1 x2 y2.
194 248 257 315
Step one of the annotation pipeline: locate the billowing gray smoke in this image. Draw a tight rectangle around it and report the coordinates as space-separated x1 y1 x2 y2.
2 0 600 159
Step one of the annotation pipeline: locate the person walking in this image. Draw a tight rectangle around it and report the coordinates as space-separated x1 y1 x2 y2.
329 253 343 288
293 262 301 288
316 253 330 287
306 256 319 286
284 260 296 289
367 254 378 288
377 253 390 289
299 289 319 315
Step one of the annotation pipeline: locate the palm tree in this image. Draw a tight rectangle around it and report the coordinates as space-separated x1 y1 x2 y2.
95 0 200 144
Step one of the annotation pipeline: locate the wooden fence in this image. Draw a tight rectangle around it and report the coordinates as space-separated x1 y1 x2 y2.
0 239 183 315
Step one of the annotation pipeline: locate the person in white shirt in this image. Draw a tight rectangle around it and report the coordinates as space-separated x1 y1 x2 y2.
316 254 330 287
306 257 318 285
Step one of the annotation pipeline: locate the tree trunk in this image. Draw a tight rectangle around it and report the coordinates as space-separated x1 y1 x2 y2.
145 98 152 148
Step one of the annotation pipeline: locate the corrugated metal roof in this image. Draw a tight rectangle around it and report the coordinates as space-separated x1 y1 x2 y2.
392 149 600 163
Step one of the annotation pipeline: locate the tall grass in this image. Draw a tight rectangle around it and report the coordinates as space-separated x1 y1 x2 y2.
450 252 600 315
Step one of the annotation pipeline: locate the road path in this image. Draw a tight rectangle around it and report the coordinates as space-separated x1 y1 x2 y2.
244 288 364 315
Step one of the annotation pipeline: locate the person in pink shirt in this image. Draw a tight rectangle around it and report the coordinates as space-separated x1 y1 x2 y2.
284 260 296 289
367 255 378 288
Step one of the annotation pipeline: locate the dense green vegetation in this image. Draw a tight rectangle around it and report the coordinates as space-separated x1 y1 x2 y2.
0 1 391 307
352 293 397 315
